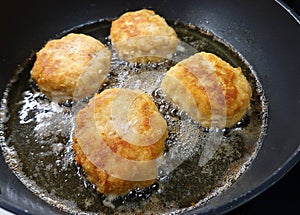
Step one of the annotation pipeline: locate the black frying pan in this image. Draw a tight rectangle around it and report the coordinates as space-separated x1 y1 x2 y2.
1 0 300 214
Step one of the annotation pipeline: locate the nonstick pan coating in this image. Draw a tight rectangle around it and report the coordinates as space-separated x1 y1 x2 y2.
1 0 300 214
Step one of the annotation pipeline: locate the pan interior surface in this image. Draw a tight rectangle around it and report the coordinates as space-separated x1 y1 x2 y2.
0 20 267 214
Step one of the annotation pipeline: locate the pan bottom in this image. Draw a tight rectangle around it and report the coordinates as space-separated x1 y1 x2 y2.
0 20 268 214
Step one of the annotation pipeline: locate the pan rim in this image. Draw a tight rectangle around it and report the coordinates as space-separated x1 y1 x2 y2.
275 0 300 24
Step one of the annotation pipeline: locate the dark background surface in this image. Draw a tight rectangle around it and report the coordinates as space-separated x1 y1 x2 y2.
284 0 300 15
228 1 300 214
228 161 300 214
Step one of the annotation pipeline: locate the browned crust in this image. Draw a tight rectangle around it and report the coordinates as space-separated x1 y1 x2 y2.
161 52 252 127
73 88 167 194
111 9 176 43
31 33 111 102
110 9 178 63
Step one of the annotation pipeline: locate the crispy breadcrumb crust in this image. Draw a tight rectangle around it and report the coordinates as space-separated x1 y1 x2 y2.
110 9 178 63
161 52 252 128
31 33 111 102
73 88 167 194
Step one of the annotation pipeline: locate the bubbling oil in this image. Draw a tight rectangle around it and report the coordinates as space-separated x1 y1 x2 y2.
0 20 267 214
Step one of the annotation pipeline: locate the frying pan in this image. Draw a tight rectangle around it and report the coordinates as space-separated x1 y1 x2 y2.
0 0 299 214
